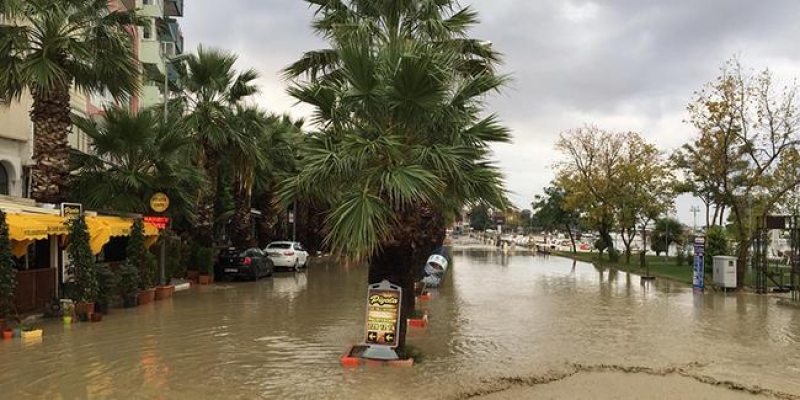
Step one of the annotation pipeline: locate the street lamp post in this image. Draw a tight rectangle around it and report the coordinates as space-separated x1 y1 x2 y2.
690 205 700 235
158 50 191 286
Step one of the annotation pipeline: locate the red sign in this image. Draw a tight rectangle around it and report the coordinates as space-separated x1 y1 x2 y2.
143 216 170 230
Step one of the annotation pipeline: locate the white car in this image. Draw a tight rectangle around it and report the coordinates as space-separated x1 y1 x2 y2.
264 241 309 271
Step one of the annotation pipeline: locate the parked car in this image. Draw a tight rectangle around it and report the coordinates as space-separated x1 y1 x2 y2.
216 247 273 281
264 241 309 271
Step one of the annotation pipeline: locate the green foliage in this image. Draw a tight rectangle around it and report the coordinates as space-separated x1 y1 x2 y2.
195 247 215 276
66 215 98 302
117 263 139 298
469 205 490 231
127 219 154 289
96 264 118 304
531 184 581 234
0 210 18 318
650 217 684 256
280 0 510 258
164 236 186 279
705 226 729 267
69 107 203 219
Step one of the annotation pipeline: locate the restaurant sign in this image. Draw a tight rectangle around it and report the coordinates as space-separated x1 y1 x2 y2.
143 216 170 230
149 192 170 213
361 280 402 360
60 203 83 220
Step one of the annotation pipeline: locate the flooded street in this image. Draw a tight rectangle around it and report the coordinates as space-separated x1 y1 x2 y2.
3 247 800 399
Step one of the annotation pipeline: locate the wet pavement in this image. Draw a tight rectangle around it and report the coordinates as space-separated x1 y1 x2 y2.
2 247 800 399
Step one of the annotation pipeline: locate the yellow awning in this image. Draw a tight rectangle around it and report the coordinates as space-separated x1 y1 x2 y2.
85 216 160 254
6 213 69 257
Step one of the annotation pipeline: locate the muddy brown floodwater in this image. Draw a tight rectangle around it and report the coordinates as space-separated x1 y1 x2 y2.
2 246 800 399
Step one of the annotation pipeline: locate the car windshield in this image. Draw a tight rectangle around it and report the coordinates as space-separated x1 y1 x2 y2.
267 243 291 249
220 249 249 257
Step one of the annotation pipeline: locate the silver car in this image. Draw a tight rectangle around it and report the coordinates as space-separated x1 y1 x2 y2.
264 241 309 271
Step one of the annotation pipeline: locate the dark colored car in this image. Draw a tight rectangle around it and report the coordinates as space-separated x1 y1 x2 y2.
216 247 273 281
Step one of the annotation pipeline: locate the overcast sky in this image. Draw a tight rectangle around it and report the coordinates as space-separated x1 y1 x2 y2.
181 0 800 225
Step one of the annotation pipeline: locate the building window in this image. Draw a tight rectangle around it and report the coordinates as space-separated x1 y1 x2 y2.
143 23 152 39
0 163 9 195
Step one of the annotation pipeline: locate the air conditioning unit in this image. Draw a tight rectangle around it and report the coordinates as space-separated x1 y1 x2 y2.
161 41 176 58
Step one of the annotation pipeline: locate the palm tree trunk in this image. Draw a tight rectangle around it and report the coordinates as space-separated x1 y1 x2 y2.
30 87 72 204
256 189 277 247
231 183 254 248
196 143 219 247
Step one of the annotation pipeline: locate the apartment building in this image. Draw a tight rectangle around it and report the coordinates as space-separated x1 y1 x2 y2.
0 0 186 198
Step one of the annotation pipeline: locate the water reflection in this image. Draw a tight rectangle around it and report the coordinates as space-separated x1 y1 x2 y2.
1 250 799 398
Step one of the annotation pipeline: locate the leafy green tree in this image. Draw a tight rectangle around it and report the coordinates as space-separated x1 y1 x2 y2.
70 107 203 222
469 205 491 231
176 46 260 247
684 58 800 288
66 214 97 303
127 219 153 290
0 210 17 319
650 217 684 256
282 0 509 351
0 0 143 203
705 226 729 269
532 184 581 252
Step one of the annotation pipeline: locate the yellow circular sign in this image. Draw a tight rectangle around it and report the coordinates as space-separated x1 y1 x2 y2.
149 192 170 213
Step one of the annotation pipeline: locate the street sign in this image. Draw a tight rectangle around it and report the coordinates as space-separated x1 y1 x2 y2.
60 203 83 220
362 280 402 360
149 192 170 213
693 236 705 292
144 216 170 230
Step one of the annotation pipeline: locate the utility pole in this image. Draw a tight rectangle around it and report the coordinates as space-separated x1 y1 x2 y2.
690 205 700 235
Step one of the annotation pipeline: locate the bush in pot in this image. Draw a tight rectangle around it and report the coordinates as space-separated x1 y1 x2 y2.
117 263 139 308
0 210 18 329
95 264 118 314
66 214 98 318
197 247 215 285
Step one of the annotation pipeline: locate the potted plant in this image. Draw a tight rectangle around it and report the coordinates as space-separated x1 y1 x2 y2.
127 219 156 305
95 264 118 315
2 326 12 339
155 234 177 300
66 215 98 320
0 210 18 330
62 301 75 325
197 247 215 285
117 263 139 308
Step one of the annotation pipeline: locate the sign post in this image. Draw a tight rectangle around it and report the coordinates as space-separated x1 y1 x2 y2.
60 203 83 220
362 280 402 360
693 236 705 292
148 193 170 286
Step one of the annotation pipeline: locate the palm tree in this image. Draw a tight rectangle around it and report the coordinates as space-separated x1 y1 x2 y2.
176 46 259 247
282 0 509 352
69 106 203 221
0 0 143 203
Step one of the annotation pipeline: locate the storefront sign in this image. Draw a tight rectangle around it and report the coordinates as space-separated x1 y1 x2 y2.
363 280 402 348
143 216 170 230
693 236 705 291
149 192 170 213
60 203 83 220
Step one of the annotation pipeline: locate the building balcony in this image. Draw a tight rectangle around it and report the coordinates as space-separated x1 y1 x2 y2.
164 0 183 17
139 0 164 18
140 84 162 109
139 39 165 73
157 18 184 54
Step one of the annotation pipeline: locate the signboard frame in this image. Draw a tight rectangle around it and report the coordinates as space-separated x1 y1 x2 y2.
362 280 402 360
60 202 83 220
693 236 705 292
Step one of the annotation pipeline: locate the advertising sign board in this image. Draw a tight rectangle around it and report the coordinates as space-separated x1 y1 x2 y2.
60 203 83 220
693 236 705 291
362 280 402 360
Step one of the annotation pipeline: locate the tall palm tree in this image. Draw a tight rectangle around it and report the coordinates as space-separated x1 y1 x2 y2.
177 46 259 247
282 0 509 351
0 0 143 203
69 106 203 221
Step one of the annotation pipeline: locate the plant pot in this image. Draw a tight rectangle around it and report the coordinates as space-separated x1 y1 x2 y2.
198 275 212 285
75 301 95 317
2 329 12 340
90 313 103 322
155 285 175 300
122 294 138 308
95 302 110 315
21 329 43 339
62 316 73 325
137 288 156 305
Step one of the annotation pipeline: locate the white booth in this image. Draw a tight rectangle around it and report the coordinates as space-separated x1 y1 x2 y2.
713 256 737 289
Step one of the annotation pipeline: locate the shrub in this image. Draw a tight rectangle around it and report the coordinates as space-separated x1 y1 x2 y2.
67 215 98 303
196 247 215 276
127 219 154 289
0 210 17 319
117 263 139 297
